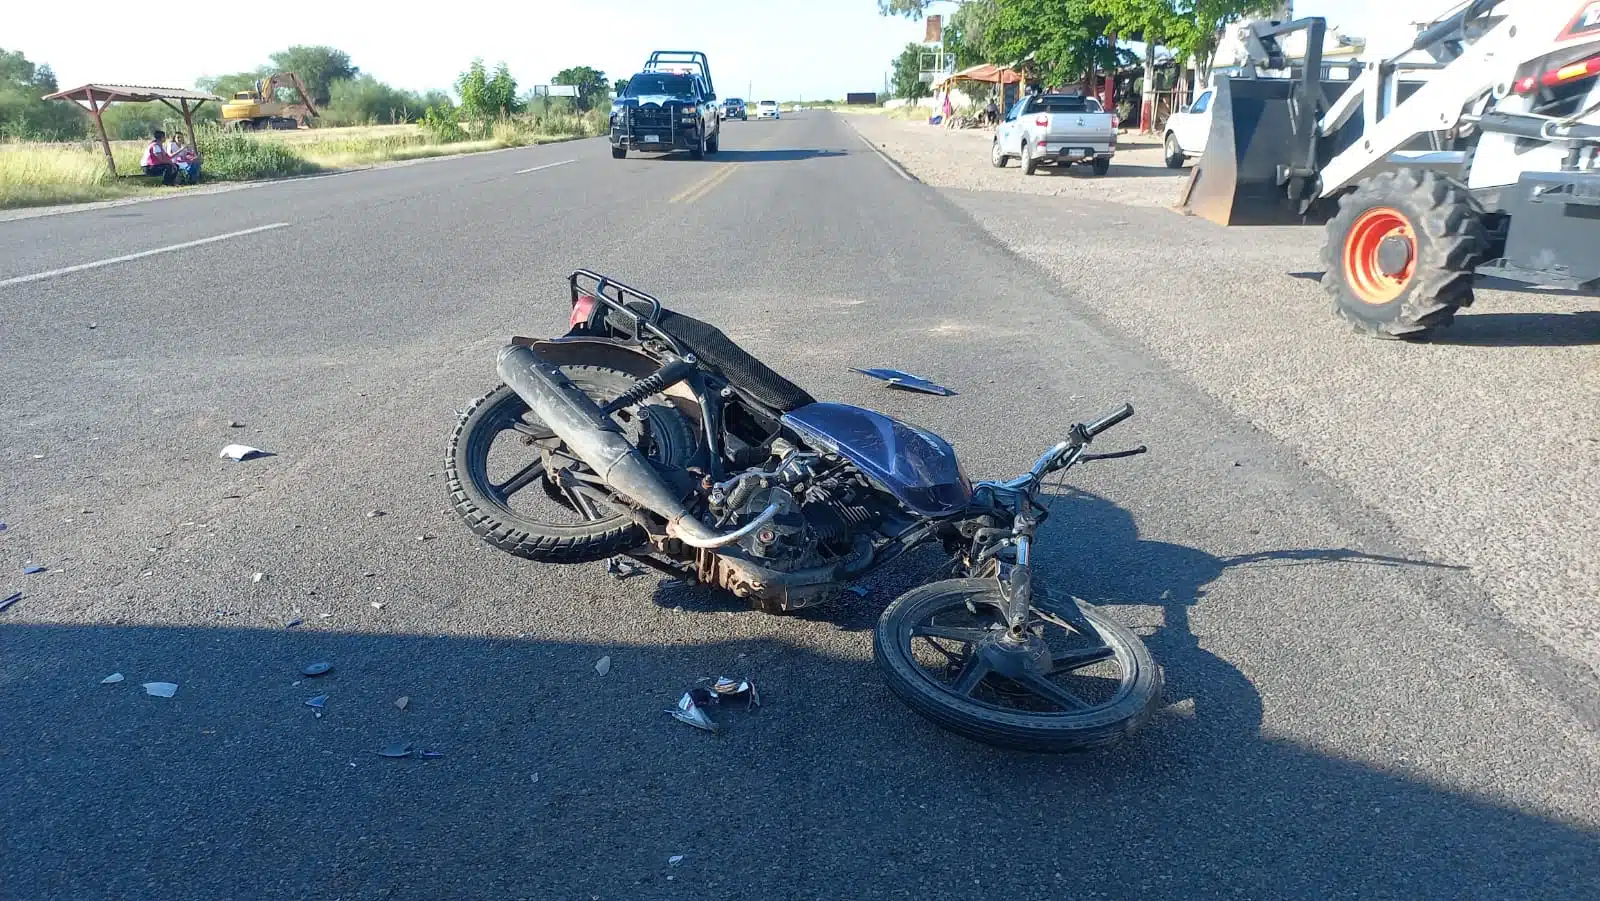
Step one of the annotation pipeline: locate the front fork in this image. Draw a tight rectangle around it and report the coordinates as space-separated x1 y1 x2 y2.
1000 498 1037 637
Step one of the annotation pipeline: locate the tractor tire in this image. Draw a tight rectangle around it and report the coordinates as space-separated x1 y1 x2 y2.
1320 169 1487 339
1163 133 1185 169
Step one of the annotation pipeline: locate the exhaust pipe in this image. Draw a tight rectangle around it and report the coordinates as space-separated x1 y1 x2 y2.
495 344 776 549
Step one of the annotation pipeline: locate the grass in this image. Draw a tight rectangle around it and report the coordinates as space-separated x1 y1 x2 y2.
0 110 612 211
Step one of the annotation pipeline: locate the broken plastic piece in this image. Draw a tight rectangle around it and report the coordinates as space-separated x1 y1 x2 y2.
704 675 761 709
850 367 956 396
23 565 46 575
607 556 649 580
143 682 178 698
305 694 328 709
420 750 444 759
0 592 21 613
101 672 125 684
845 585 870 598
219 444 272 461
394 696 409 710
252 573 264 583
668 855 684 866
302 662 333 677
594 655 612 676
378 741 414 758
671 689 719 733
285 618 303 629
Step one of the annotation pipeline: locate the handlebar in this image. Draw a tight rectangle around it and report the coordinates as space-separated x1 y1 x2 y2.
1083 403 1134 440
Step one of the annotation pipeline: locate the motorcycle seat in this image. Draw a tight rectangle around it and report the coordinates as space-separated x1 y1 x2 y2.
653 309 816 412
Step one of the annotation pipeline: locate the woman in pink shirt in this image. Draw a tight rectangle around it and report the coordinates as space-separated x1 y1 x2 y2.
141 130 177 185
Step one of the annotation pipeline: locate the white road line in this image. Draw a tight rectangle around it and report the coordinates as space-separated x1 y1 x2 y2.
856 133 916 183
516 159 576 175
0 222 292 288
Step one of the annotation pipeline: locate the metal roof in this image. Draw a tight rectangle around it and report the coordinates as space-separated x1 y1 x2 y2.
43 84 222 102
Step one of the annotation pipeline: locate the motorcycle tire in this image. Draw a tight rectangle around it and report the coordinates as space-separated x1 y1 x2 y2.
874 579 1162 752
448 367 695 564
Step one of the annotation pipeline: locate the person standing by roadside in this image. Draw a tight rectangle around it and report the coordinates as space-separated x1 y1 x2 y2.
141 130 176 185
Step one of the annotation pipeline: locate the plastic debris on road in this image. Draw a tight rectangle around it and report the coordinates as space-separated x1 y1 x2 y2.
845 585 870 598
219 444 271 462
607 556 649 580
671 689 719 733
302 662 333 677
101 673 125 684
378 741 414 758
705 675 761 710
394 696 409 710
668 855 684 866
143 682 178 698
370 601 384 609
252 572 264 583
420 750 444 759
23 565 46 575
850 367 957 396
594 655 611 676
366 510 386 518
285 618 303 629
0 592 22 613
305 694 328 709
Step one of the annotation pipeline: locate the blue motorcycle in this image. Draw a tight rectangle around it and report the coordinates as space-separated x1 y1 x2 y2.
448 270 1162 751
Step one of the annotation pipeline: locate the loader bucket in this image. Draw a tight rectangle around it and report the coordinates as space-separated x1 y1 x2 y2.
1178 75 1346 227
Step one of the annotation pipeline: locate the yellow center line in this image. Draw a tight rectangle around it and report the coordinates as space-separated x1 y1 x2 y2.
670 163 743 204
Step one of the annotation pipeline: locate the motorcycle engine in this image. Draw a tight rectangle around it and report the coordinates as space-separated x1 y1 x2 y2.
710 443 881 571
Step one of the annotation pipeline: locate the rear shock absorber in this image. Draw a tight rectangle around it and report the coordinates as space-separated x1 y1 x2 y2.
598 356 698 417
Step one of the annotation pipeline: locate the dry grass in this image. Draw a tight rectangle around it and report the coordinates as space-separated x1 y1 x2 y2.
1 115 609 211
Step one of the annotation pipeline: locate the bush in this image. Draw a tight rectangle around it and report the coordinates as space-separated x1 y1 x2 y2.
421 105 467 143
194 128 319 180
323 75 424 126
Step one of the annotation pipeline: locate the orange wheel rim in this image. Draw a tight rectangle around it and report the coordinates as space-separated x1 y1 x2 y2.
1342 207 1416 305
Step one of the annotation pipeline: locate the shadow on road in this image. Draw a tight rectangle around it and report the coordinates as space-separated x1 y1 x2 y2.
697 148 848 163
4 488 1595 900
1428 310 1600 347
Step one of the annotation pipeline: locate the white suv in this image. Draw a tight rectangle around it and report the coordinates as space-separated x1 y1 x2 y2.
756 100 780 120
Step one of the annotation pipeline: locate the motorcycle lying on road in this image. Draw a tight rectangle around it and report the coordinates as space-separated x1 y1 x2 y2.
447 270 1163 751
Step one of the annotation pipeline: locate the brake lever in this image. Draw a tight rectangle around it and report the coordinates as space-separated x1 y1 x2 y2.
1079 445 1148 463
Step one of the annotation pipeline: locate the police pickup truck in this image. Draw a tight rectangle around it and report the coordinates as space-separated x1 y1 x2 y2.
610 51 721 160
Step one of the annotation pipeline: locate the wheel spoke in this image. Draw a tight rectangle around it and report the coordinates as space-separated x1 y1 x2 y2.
912 623 992 645
495 461 546 498
563 484 611 521
1017 674 1090 711
948 657 992 696
1051 644 1115 672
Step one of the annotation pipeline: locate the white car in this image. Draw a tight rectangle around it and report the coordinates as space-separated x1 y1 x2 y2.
1162 88 1213 168
756 100 780 120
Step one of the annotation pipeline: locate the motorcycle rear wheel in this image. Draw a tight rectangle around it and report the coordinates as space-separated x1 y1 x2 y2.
448 367 695 564
874 578 1162 752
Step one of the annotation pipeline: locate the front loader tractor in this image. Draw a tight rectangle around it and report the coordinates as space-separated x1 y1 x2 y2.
1178 1 1600 339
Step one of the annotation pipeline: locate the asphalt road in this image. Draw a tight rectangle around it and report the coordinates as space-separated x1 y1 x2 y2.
2 113 1598 901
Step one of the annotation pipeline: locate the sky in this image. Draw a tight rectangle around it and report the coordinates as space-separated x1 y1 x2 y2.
10 0 1383 102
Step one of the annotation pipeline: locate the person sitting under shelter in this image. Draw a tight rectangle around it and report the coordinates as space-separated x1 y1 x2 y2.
166 132 201 184
141 130 177 185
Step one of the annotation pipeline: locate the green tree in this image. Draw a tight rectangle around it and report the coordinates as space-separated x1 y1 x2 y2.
197 69 271 99
0 47 87 139
324 75 426 126
552 66 609 112
456 60 521 129
613 78 630 97
1165 0 1273 84
266 46 358 105
891 42 932 101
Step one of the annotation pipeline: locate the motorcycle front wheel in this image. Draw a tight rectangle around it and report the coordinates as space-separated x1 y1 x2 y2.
874 578 1162 752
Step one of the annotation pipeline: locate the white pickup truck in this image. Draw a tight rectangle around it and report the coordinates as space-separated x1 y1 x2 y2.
1161 88 1214 168
991 93 1117 176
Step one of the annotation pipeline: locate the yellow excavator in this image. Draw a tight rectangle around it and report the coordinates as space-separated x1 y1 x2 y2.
220 72 319 131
